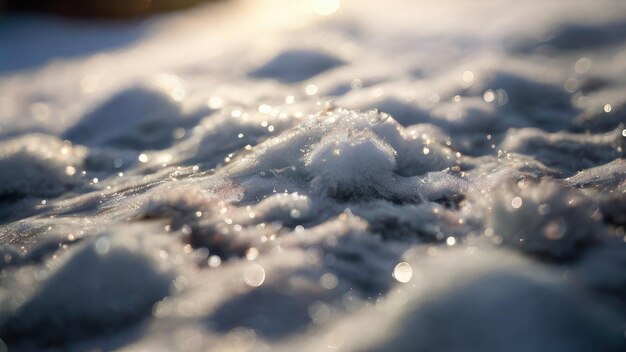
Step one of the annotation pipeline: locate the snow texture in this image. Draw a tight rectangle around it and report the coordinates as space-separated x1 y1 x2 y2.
0 0 625 351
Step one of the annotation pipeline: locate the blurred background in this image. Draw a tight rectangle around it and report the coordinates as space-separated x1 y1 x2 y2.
0 0 221 18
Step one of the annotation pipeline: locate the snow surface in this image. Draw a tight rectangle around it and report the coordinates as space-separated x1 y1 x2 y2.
1 0 626 350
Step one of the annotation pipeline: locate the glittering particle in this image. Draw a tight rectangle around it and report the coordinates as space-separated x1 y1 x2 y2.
622 129 626 137
290 209 301 218
351 78 363 89
423 147 430 155
305 84 318 95
173 275 188 292
171 88 186 101
393 262 413 283
94 237 110 255
462 70 474 83
244 263 265 287
308 301 331 324
320 273 339 289
92 177 99 184
564 77 579 93
285 95 295 104
138 153 149 163
446 236 456 246
574 57 591 74
511 196 523 209
245 247 259 260
604 104 612 113
543 220 565 240
65 166 76 176
208 96 224 109
208 255 221 268
258 104 271 113
483 90 496 103
496 89 509 106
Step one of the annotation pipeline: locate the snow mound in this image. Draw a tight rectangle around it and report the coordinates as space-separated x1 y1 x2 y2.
0 226 178 346
64 84 199 150
250 49 345 83
0 134 86 198
306 129 397 199
359 250 626 352
500 127 624 175
485 180 605 260
226 108 455 201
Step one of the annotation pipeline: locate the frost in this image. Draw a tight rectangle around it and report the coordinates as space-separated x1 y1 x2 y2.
306 129 397 199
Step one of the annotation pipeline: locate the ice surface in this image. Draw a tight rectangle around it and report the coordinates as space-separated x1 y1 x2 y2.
1 0 626 350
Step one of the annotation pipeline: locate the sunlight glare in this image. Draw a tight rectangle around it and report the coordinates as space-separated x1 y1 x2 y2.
311 0 341 16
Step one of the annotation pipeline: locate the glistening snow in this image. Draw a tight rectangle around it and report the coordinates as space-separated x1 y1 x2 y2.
0 0 625 351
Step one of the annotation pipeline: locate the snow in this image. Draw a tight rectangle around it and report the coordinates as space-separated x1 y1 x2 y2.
1 0 626 350
0 134 86 198
306 127 397 199
2 227 178 346
483 180 605 260
250 49 345 83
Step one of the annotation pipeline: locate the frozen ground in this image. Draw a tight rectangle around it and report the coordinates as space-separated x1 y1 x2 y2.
1 0 626 350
